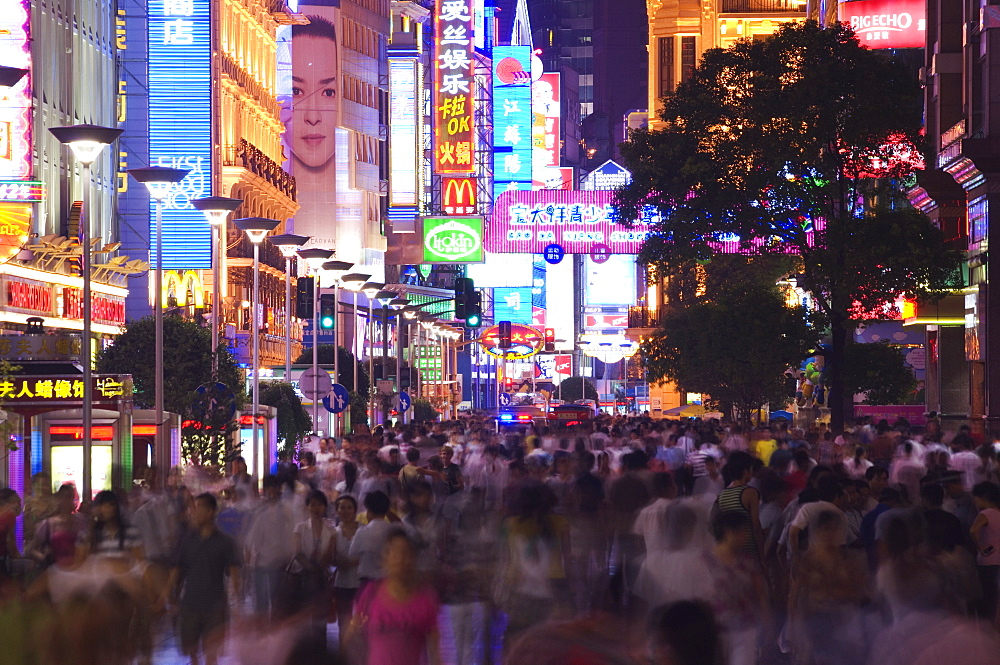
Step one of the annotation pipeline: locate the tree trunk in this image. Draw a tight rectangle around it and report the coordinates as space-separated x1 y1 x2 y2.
827 314 851 434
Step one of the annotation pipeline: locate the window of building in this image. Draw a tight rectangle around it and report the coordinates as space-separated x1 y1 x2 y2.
681 36 696 83
658 36 674 97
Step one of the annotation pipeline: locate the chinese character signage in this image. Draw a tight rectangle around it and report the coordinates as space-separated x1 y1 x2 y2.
149 0 212 269
442 177 477 214
0 334 80 361
0 375 132 405
1 272 127 331
493 287 533 324
389 59 420 206
493 46 533 198
487 190 656 254
478 323 543 359
838 0 926 49
0 181 42 203
422 216 484 263
0 1 31 179
433 0 475 174
532 72 560 170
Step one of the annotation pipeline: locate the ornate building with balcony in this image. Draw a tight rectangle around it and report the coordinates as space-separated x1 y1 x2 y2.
646 0 805 126
218 0 301 369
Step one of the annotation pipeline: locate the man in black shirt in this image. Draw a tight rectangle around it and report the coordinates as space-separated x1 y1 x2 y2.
165 493 242 665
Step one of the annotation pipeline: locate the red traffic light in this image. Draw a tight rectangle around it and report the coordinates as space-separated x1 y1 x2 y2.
544 327 555 343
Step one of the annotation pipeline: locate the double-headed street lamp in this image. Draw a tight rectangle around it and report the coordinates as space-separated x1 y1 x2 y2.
374 290 398 425
322 260 354 435
341 272 370 402
193 196 243 377
49 124 123 501
298 248 334 435
360 282 384 425
234 217 280 480
128 166 190 489
269 234 310 381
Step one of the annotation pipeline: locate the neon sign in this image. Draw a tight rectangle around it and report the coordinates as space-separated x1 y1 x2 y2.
0 375 132 404
838 0 926 49
0 181 42 203
478 323 543 359
442 177 477 214
433 0 475 174
532 73 560 170
422 216 484 263
148 0 212 269
389 59 419 205
493 46 533 198
0 1 31 179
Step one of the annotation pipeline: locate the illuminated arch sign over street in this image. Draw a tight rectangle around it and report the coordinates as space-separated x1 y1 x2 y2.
487 190 815 255
478 323 543 359
487 190 655 254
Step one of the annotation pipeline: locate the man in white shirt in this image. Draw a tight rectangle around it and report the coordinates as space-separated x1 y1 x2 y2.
950 439 982 492
244 475 295 619
787 478 851 564
349 490 395 583
633 472 676 553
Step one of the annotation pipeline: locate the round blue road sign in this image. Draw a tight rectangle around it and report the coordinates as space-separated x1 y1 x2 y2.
323 383 350 414
398 390 411 413
542 243 565 265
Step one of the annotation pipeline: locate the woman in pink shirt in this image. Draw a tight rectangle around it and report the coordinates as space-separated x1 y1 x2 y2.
348 529 441 665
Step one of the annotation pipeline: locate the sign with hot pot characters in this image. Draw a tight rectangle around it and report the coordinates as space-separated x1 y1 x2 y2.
478 323 543 359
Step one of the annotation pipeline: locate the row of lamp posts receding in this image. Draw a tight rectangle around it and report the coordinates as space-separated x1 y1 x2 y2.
47 123 465 495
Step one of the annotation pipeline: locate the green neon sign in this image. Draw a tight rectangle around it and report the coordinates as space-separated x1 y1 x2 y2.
422 216 484 263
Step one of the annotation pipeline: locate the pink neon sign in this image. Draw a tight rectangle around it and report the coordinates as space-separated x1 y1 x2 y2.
0 1 31 179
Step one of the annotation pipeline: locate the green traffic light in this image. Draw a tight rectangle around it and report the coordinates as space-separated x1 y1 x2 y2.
320 316 334 329
466 312 481 327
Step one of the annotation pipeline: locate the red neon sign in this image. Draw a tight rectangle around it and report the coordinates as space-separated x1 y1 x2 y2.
838 0 926 49
132 425 157 436
49 425 114 441
442 177 477 214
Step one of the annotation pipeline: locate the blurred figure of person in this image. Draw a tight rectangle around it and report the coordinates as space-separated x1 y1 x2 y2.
714 451 765 567
245 475 295 621
350 490 394 587
332 495 361 646
292 490 336 636
648 601 724 665
22 471 56 546
28 483 85 569
347 530 441 665
164 493 242 665
707 512 767 665
970 480 1000 625
693 455 725 501
845 446 874 480
229 456 256 505
0 488 21 586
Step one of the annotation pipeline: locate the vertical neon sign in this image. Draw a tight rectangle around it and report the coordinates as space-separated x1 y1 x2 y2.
148 0 212 269
389 59 419 205
433 0 475 174
0 0 31 179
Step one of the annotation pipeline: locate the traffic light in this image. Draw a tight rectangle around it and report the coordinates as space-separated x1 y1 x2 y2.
498 320 512 349
466 292 482 327
504 377 515 390
453 277 477 321
319 293 335 329
544 327 555 352
296 276 314 319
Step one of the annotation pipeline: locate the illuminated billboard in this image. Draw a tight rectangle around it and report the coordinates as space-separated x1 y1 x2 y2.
149 0 212 269
433 0 475 174
283 3 342 248
389 59 419 206
493 287 533 324
839 0 926 49
487 190 656 254
442 177 477 214
585 254 637 307
422 216 484 263
493 46 533 199
532 72 560 170
0 1 32 179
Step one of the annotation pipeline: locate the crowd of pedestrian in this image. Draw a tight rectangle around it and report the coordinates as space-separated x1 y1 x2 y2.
3 414 1000 664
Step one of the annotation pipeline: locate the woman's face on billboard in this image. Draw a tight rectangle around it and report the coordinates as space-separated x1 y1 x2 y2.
291 34 338 168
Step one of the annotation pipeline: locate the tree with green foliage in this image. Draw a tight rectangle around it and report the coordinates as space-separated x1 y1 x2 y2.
843 341 918 406
412 398 439 422
642 258 820 425
96 315 245 465
258 381 312 453
558 377 599 403
616 21 963 432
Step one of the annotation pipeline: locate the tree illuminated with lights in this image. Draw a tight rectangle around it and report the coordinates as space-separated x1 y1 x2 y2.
616 21 962 432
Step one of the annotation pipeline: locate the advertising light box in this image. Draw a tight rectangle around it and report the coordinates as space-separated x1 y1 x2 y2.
433 0 476 173
422 216 484 263
0 1 32 179
487 190 656 254
839 0 926 49
493 46 533 199
493 287 533 324
389 59 419 206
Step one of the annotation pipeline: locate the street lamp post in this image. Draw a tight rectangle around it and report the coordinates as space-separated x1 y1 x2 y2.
128 166 190 491
341 273 370 416
234 217 280 480
375 291 398 425
298 248 334 436
389 298 410 422
321 260 355 436
193 196 244 378
360 282 384 425
268 234 310 382
49 124 123 502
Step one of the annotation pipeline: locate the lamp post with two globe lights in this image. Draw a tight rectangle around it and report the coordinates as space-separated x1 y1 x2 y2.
340 272 370 415
233 217 280 480
268 234 310 381
48 124 123 501
360 281 384 424
192 196 244 378
297 248 333 435
322 260 355 435
127 166 191 490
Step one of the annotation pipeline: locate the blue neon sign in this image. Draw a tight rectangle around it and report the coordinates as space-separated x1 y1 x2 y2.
148 0 212 270
492 46 532 201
